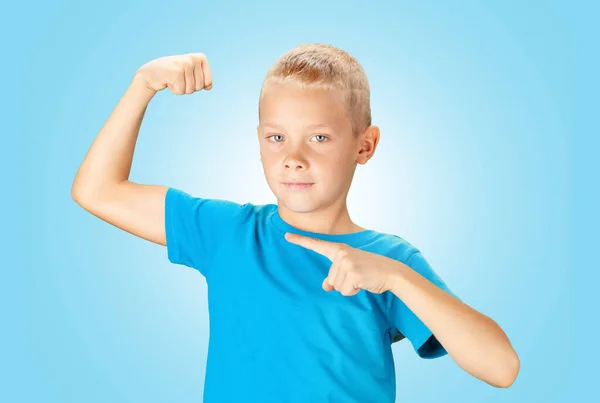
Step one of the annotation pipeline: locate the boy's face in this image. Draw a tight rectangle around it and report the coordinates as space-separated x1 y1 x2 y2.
257 81 373 214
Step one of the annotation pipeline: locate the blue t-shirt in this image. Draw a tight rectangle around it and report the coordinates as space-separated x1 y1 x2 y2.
165 187 460 403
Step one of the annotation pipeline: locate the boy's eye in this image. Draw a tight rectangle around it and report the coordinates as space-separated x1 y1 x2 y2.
312 135 329 143
267 134 285 142
266 134 330 143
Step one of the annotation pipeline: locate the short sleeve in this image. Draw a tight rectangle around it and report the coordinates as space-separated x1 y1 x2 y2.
388 250 461 359
164 187 246 277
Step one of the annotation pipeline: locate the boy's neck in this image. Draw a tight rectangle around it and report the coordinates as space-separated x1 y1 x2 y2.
277 200 366 235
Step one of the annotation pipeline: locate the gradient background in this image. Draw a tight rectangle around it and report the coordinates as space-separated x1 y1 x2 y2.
5 0 593 402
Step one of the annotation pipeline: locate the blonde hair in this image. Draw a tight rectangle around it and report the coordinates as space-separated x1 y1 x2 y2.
259 43 371 137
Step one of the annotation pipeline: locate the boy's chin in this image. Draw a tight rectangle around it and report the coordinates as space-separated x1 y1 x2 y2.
278 197 321 214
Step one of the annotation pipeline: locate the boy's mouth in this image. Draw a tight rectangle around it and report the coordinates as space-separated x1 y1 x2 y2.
282 182 314 190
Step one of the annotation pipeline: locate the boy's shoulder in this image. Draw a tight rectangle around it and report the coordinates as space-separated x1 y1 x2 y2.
363 231 421 263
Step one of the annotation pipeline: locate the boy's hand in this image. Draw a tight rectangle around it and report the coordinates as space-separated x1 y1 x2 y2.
284 232 403 296
134 53 213 95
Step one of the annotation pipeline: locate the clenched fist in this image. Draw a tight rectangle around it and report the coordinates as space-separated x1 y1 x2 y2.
134 53 213 95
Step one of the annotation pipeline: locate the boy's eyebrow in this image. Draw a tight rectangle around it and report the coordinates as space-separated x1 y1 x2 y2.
260 122 335 130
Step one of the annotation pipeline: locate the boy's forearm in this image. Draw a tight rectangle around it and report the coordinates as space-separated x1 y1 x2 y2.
71 74 156 199
388 263 520 388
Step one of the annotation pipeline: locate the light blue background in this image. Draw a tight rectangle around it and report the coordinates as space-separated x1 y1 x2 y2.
5 0 593 402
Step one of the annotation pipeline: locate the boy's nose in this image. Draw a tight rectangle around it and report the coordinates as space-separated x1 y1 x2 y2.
284 154 307 170
285 160 305 170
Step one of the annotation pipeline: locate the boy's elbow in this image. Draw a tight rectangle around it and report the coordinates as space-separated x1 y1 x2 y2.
71 183 98 206
71 183 89 204
71 185 82 203
71 184 80 202
71 175 87 202
494 352 520 388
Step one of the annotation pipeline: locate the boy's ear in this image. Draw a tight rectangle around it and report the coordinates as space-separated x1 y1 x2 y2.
356 125 380 164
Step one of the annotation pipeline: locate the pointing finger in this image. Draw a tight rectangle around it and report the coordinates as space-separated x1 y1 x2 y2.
284 233 342 261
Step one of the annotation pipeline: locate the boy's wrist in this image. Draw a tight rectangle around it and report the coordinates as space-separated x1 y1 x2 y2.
386 260 410 294
130 73 158 102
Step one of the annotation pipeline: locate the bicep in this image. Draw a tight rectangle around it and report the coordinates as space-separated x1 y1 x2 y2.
73 181 168 246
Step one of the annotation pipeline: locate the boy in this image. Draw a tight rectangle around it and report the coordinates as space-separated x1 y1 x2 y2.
72 43 519 402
